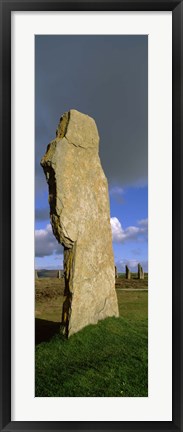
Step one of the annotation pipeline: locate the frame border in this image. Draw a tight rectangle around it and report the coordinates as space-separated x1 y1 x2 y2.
0 1 182 431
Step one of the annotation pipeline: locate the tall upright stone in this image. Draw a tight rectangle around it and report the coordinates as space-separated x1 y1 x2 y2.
125 265 131 279
35 270 38 279
138 263 141 279
138 263 144 280
41 109 119 337
57 270 62 279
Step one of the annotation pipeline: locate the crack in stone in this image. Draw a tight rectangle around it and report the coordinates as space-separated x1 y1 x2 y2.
98 298 107 315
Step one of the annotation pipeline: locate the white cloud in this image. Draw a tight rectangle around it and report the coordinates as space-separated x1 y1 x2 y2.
35 224 63 257
110 217 124 242
138 218 148 227
110 217 148 243
109 186 124 195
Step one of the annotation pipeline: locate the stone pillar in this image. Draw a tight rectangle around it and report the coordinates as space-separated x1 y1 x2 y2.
41 109 119 337
138 263 141 279
57 270 62 279
115 266 118 279
138 264 144 279
125 265 131 279
35 270 38 279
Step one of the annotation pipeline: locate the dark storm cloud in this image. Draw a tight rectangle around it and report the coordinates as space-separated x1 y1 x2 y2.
36 35 148 199
35 207 50 221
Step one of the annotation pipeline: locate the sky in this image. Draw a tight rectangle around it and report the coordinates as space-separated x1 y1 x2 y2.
35 35 148 272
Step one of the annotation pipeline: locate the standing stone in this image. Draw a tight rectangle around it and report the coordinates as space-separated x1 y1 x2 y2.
125 265 131 279
57 270 62 279
115 266 118 279
35 270 38 279
138 263 144 280
41 109 119 337
138 263 141 279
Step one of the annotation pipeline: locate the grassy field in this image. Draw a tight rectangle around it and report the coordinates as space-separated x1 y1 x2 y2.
35 275 148 397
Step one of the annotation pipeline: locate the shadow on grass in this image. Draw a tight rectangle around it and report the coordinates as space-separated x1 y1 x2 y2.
35 318 61 345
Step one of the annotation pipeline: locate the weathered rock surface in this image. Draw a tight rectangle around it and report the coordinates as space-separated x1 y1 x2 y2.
41 109 119 337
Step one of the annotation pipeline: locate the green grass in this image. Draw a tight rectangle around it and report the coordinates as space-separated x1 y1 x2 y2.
35 288 148 397
118 272 148 280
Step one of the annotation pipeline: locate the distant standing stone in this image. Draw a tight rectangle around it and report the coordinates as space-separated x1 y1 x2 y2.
41 109 119 337
57 270 62 279
125 265 131 279
138 263 144 280
35 270 38 279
